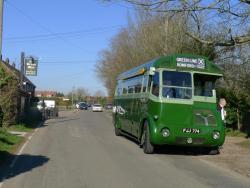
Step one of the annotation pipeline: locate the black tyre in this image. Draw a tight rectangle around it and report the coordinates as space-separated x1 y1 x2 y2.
115 126 122 136
114 116 122 136
142 121 154 154
206 147 220 155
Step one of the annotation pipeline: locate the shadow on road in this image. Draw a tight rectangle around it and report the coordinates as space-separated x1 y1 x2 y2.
0 151 49 182
44 118 80 126
120 135 208 156
154 145 207 156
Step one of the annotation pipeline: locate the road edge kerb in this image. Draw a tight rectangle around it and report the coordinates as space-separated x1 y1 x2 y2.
0 121 43 188
9 121 43 168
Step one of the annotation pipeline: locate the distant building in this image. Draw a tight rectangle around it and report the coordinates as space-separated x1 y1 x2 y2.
35 91 57 98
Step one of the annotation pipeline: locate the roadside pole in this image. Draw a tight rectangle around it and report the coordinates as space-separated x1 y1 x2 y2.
20 52 25 90
0 0 4 61
71 86 75 108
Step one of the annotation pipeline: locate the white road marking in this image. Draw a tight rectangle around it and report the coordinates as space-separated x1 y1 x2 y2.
0 177 6 188
0 123 42 187
10 141 28 168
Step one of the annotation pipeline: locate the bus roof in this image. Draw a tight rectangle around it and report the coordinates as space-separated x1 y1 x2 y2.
117 54 223 80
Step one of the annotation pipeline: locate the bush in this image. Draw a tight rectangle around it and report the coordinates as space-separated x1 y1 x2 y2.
217 87 250 133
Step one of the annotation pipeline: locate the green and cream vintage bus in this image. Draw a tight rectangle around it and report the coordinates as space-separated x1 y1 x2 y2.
113 54 225 154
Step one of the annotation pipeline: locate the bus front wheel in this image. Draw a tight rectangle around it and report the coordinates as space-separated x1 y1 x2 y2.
142 121 154 154
206 147 220 155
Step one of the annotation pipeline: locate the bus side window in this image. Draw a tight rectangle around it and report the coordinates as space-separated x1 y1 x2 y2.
117 80 122 96
135 76 142 93
135 84 141 93
122 80 127 95
152 72 159 97
128 86 134 94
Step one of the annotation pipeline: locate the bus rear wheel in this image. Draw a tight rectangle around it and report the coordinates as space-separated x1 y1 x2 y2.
114 116 122 136
115 126 121 136
142 121 154 154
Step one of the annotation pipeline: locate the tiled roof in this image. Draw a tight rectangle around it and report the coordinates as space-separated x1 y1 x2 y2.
1 61 35 87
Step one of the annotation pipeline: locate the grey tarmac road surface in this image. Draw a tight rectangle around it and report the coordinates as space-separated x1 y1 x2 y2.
1 110 250 188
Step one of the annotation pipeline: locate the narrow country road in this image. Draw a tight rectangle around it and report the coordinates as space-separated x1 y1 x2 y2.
1 110 250 188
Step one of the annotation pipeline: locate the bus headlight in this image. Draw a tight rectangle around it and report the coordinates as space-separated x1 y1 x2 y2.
162 128 170 137
212 131 220 140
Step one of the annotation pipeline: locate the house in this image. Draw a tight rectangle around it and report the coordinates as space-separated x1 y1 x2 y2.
35 91 57 98
1 60 36 119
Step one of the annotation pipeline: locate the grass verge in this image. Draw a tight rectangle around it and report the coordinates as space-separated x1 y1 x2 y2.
8 123 35 132
0 109 42 164
0 128 24 163
8 109 42 132
226 128 247 137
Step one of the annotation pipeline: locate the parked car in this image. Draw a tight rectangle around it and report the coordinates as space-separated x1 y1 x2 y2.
92 104 103 112
76 102 86 109
37 100 58 118
105 103 113 110
79 102 88 110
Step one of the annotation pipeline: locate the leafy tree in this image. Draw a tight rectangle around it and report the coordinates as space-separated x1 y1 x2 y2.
67 87 90 103
56 92 64 97
0 64 19 127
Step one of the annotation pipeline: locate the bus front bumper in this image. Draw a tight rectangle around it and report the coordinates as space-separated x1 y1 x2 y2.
149 123 225 147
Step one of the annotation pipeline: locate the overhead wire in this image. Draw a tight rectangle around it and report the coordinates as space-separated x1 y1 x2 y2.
5 1 96 54
39 60 96 64
4 26 122 42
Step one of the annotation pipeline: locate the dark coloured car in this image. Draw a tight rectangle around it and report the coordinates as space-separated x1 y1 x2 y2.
105 104 113 110
79 103 88 110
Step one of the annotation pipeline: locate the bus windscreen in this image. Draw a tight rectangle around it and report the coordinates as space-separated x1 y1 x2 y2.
162 71 192 99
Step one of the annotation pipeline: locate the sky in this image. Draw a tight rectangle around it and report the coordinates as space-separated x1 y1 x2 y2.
2 0 133 95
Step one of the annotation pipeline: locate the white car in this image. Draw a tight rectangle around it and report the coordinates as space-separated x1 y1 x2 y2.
92 104 103 112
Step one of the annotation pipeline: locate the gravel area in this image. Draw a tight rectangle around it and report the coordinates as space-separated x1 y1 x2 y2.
199 136 250 178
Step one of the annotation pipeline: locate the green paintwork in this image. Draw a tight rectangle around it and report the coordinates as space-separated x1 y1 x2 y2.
113 54 225 149
118 54 222 80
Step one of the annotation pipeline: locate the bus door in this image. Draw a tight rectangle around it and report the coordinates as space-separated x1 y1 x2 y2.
131 75 145 137
121 83 134 134
122 98 132 133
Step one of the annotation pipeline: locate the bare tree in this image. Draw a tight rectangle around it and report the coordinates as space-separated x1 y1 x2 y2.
94 90 106 97
96 12 216 96
75 87 90 101
104 0 250 47
67 87 90 102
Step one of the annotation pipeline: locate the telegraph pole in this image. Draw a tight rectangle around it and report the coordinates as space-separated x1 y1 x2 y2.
20 52 25 90
71 86 75 108
0 0 4 61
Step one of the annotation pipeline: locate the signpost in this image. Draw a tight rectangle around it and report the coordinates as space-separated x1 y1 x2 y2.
20 52 38 91
25 57 38 76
